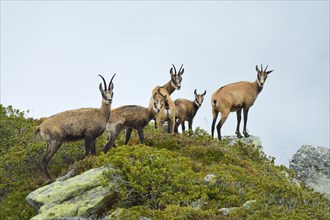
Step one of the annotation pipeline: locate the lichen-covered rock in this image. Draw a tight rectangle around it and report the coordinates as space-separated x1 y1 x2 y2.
242 200 257 209
203 174 216 184
226 135 263 150
218 207 238 216
289 145 330 200
26 166 117 219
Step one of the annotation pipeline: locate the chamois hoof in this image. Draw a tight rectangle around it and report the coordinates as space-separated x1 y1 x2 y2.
235 132 243 138
244 133 250 138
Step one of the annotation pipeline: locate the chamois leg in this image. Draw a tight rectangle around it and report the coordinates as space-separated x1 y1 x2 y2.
211 108 219 138
169 116 175 134
167 121 171 133
174 119 180 133
188 119 193 130
154 119 158 129
243 108 250 137
181 121 186 132
137 128 145 144
235 109 243 138
85 137 96 156
216 111 229 141
125 128 133 145
156 117 163 132
104 130 120 153
41 140 62 183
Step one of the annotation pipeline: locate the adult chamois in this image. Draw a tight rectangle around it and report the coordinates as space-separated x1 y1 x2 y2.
36 74 116 183
149 64 184 132
211 65 273 140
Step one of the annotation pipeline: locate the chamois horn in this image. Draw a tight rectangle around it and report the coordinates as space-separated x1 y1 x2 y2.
108 73 116 90
178 64 183 74
264 65 268 72
98 74 107 91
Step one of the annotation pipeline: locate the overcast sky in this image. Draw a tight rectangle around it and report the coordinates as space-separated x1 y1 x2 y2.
1 1 329 166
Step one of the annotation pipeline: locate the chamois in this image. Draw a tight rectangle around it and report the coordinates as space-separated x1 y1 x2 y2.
174 89 206 133
152 64 184 95
149 64 184 130
153 88 176 133
103 92 166 153
211 65 273 140
36 74 116 183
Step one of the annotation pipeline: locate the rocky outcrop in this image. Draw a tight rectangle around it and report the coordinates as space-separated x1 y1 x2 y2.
26 166 118 220
289 145 330 200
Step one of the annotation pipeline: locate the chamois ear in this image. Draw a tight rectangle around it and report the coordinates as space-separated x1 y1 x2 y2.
171 64 177 75
256 65 260 72
202 90 207 96
170 67 174 76
99 83 104 93
266 70 274 74
194 89 197 96
108 82 114 91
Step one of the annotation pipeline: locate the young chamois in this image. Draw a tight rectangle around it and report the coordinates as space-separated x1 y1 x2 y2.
211 65 273 140
103 92 166 153
152 88 176 133
149 64 184 130
36 74 116 183
174 89 206 133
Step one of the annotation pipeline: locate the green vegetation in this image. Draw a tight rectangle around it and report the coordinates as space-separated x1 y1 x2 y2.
1 105 329 219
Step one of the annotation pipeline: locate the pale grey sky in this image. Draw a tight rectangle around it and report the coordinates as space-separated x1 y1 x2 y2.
1 1 329 166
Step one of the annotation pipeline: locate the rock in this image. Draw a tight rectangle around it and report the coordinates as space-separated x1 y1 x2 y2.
226 135 263 150
289 145 330 200
280 170 301 188
280 170 290 178
291 178 301 188
109 208 124 220
203 174 216 184
242 200 257 209
218 207 238 216
26 166 119 219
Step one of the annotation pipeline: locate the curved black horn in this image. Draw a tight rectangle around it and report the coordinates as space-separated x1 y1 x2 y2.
108 73 116 90
261 64 263 72
172 64 177 75
178 64 183 73
194 89 197 95
264 65 268 72
98 74 107 90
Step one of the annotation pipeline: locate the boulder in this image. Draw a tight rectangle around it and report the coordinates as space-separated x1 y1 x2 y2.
226 135 263 150
26 166 118 219
289 145 330 200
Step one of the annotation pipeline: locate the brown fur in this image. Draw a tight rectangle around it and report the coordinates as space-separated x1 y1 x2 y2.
151 88 176 133
211 65 273 140
148 64 184 132
174 90 206 133
37 74 115 183
104 97 163 152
